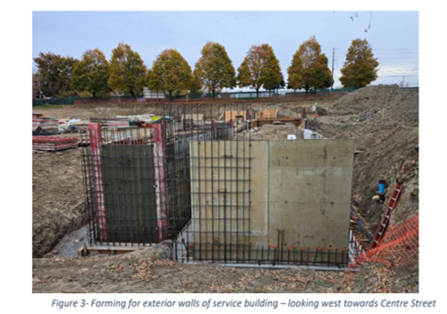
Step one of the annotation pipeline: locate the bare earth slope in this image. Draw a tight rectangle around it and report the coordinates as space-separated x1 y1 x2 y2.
33 148 86 257
308 85 418 230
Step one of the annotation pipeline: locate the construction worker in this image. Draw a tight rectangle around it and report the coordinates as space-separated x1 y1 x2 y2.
372 177 388 203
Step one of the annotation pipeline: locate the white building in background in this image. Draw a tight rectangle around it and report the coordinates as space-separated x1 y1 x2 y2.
143 87 165 99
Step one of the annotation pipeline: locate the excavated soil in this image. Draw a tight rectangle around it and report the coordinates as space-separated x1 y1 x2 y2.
307 85 419 229
32 249 417 293
32 148 86 257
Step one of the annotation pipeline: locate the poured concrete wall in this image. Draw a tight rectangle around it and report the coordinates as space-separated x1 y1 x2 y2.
266 140 353 250
189 139 353 260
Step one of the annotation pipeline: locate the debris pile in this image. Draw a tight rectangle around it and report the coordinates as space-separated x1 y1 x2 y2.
32 117 59 133
58 118 89 133
90 117 129 128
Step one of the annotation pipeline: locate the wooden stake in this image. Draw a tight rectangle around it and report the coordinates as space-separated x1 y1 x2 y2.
382 108 385 124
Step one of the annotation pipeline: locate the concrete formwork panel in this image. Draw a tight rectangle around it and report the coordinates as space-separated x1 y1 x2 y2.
189 139 353 262
268 140 353 250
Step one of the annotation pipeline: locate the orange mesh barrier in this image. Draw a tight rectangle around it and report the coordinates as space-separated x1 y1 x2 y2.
347 214 418 272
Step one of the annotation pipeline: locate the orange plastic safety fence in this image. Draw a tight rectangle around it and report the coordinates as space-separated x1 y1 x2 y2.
347 214 418 272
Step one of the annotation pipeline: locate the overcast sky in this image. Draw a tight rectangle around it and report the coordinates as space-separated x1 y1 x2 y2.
32 11 419 90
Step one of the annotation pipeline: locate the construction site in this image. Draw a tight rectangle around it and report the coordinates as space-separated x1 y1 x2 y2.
32 85 419 293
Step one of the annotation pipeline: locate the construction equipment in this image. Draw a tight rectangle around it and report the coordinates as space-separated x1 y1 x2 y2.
371 166 407 249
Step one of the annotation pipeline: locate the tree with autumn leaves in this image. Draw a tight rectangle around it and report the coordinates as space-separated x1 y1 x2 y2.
267 72 286 95
147 49 192 100
33 52 79 98
193 42 236 98
237 44 281 98
71 49 111 97
188 73 202 94
339 39 379 88
34 37 379 101
108 43 147 97
287 36 332 93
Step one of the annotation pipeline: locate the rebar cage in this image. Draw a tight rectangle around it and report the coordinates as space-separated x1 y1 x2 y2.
81 102 354 267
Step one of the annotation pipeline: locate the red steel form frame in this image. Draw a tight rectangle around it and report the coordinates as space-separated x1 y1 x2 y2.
88 124 107 241
153 121 168 242
212 119 217 138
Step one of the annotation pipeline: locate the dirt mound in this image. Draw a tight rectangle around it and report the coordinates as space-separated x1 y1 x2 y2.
330 85 418 125
33 148 87 257
308 85 418 231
